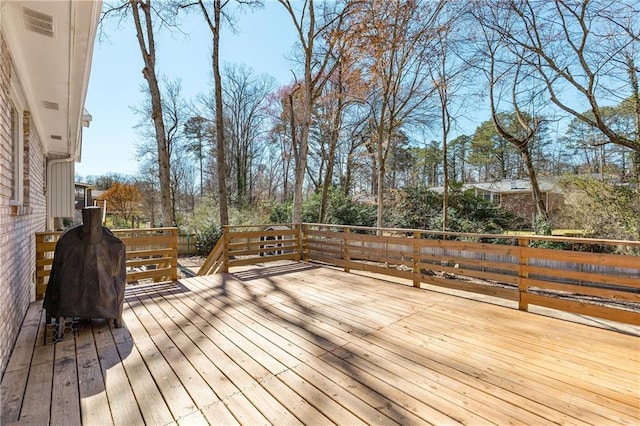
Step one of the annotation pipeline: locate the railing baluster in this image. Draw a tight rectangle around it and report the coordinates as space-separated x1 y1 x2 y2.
413 231 421 288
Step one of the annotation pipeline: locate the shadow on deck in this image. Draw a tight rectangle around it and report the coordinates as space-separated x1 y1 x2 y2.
2 261 639 425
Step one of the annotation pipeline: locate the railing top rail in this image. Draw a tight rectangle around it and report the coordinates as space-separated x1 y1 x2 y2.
301 223 640 247
224 223 296 231
36 226 179 235
112 227 179 232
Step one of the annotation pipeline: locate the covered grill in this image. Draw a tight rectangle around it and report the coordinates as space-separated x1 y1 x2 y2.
43 207 126 339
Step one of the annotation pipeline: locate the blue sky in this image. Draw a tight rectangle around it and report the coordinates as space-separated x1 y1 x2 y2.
77 1 297 178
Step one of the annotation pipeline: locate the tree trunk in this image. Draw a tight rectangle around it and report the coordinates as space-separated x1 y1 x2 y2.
130 0 173 227
292 16 315 224
520 146 548 220
319 134 338 223
343 148 354 197
442 131 449 231
376 127 386 229
292 108 310 223
212 0 229 226
376 162 385 229
320 79 344 224
199 136 204 197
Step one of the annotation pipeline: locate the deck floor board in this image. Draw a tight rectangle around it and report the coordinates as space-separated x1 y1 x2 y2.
2 261 639 425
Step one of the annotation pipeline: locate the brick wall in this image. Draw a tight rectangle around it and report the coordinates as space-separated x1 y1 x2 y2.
0 32 47 379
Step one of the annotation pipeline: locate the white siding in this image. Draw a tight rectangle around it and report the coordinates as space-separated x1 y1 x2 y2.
48 160 74 217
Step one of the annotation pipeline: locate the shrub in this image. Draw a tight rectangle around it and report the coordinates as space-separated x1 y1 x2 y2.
391 186 526 233
556 175 639 241
195 222 223 255
530 216 569 250
268 201 292 223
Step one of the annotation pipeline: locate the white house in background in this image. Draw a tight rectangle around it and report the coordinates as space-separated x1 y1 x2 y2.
0 0 101 377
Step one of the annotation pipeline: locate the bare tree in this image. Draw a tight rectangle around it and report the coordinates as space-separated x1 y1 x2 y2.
429 2 472 230
179 0 263 226
347 0 445 228
481 0 640 177
133 78 192 223
102 0 175 226
222 64 275 207
470 5 548 219
192 0 227 225
315 23 367 224
184 115 211 197
265 86 299 202
278 0 350 223
489 61 548 220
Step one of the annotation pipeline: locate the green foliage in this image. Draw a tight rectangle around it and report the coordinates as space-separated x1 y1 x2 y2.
557 175 640 242
269 201 292 223
392 187 441 229
390 186 525 233
267 187 376 227
533 216 552 235
327 188 377 227
530 216 569 250
307 187 377 226
194 222 223 255
106 215 131 229
183 196 219 234
301 194 321 223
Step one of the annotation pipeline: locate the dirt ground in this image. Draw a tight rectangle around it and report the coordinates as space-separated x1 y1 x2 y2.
177 255 206 276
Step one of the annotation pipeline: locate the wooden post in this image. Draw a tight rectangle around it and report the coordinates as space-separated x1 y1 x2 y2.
413 231 421 288
222 225 230 273
518 238 529 311
298 224 306 262
169 228 179 281
344 227 351 273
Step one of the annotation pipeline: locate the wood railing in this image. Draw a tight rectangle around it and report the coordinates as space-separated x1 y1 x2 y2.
198 236 226 275
198 224 301 275
301 223 640 326
197 223 640 325
35 227 179 300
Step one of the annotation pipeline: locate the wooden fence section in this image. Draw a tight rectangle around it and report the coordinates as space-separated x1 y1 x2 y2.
177 233 198 255
35 227 179 300
301 224 640 326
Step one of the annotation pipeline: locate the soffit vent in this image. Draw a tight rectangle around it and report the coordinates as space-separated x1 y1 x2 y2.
22 7 54 38
42 101 59 110
50 135 63 141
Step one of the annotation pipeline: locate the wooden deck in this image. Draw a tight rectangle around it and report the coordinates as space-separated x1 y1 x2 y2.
2 262 639 425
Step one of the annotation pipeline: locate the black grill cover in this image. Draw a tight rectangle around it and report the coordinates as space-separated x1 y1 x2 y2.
43 207 126 321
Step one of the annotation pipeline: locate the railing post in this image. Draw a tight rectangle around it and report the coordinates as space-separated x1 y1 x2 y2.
222 225 230 273
170 228 179 281
518 238 529 311
344 227 351 273
298 223 306 262
413 231 421 288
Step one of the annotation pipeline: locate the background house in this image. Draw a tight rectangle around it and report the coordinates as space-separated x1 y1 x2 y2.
0 0 101 377
466 178 564 222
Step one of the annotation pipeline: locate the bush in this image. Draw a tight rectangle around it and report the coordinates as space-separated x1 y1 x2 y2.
391 186 526 233
195 222 223 255
556 175 640 241
530 216 569 250
298 186 376 226
267 187 376 227
269 201 292 223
